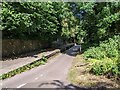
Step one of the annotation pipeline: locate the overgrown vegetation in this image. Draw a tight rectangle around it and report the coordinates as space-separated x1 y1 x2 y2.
84 35 120 79
68 55 120 88
84 36 119 59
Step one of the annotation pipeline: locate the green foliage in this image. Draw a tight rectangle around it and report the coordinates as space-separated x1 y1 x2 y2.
100 36 119 58
84 35 120 78
2 2 120 43
84 35 119 60
75 2 120 43
1 2 61 41
117 59 120 73
41 55 47 63
89 58 120 77
84 47 106 60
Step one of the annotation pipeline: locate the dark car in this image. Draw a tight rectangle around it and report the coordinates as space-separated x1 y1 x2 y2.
72 45 81 53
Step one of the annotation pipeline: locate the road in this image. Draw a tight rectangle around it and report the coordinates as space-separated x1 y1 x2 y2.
2 46 79 88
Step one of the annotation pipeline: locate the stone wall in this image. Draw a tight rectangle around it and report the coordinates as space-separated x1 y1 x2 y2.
2 39 49 57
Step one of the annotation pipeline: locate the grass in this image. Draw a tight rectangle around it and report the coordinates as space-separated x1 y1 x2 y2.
0 56 47 80
68 54 120 88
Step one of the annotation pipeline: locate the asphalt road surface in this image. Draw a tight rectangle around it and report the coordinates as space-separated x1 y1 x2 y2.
2 46 79 88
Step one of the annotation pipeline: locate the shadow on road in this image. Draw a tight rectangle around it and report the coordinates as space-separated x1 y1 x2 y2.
38 80 107 90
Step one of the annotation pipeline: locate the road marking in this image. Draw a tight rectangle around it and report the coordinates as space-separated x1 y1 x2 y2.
40 74 43 77
35 77 39 80
17 83 26 88
35 74 43 80
0 83 2 86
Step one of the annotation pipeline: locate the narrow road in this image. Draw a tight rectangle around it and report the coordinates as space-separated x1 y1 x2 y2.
2 46 79 88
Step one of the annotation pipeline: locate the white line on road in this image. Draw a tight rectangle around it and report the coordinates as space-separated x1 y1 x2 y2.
35 77 39 80
40 74 43 77
17 83 26 88
35 74 43 80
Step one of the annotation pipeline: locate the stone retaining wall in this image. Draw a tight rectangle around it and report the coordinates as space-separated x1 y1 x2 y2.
2 39 49 57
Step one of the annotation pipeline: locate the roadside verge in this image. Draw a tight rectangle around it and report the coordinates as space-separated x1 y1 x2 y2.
68 54 120 88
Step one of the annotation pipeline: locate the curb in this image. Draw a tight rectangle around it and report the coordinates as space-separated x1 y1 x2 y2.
0 49 60 80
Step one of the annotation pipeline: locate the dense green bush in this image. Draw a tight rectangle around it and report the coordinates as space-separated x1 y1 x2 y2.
89 58 120 77
84 47 106 60
117 55 120 73
100 36 119 58
84 35 120 78
84 35 119 60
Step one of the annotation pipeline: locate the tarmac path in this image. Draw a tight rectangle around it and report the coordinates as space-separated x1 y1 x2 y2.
2 46 79 88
